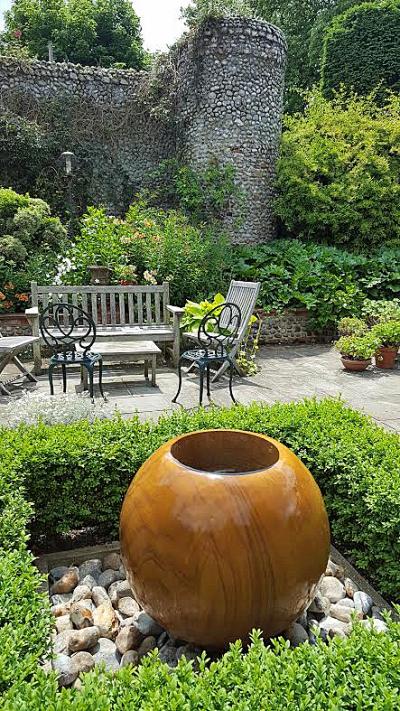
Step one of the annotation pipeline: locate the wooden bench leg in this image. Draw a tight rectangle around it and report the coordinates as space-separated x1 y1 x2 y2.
151 354 156 387
32 340 42 376
144 360 149 380
12 355 37 383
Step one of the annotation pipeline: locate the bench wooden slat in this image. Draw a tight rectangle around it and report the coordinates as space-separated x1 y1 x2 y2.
100 293 107 325
128 293 134 324
91 293 97 324
109 293 116 324
155 292 161 324
119 294 126 325
81 293 88 313
37 285 165 294
146 293 152 324
137 293 143 325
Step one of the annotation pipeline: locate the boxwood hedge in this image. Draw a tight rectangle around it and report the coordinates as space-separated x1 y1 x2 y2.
1 398 400 708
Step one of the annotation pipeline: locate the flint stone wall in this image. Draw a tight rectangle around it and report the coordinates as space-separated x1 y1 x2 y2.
0 18 286 242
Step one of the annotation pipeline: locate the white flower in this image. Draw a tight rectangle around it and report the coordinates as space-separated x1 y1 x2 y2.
143 270 157 285
1 391 112 428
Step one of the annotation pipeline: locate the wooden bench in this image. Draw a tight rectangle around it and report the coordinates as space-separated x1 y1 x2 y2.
26 282 182 375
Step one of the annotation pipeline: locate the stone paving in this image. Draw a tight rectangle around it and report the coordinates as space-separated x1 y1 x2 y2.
0 345 399 432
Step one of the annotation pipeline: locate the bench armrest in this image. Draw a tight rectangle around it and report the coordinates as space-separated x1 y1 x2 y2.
167 305 185 316
25 307 39 316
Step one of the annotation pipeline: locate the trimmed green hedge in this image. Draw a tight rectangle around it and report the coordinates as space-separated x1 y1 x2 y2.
321 0 400 98
1 398 400 707
1 398 400 599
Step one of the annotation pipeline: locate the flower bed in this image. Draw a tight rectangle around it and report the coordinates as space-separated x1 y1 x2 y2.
1 399 400 707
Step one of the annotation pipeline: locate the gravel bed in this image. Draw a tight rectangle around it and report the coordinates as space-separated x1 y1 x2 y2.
47 553 388 688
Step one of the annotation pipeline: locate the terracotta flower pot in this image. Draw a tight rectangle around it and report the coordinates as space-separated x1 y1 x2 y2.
375 346 398 370
341 356 371 372
120 429 330 649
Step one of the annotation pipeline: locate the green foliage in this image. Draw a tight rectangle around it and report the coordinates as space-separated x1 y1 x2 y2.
362 298 400 325
2 0 145 69
0 187 66 312
63 200 230 305
1 398 400 599
181 292 226 331
321 0 400 99
0 114 49 194
232 240 400 328
275 89 400 248
371 320 400 347
3 625 400 709
335 332 380 359
142 159 242 227
337 316 367 336
182 0 258 28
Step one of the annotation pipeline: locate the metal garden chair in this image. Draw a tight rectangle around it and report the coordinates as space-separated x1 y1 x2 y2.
172 302 241 406
39 303 104 400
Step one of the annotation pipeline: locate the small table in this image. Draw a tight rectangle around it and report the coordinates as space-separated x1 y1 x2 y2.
92 340 161 387
0 336 40 395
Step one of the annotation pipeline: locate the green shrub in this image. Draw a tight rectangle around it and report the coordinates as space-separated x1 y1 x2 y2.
0 188 67 312
232 240 400 328
321 0 400 98
275 90 400 249
362 298 400 325
1 399 400 600
371 320 400 347
64 200 230 304
3 625 400 709
335 333 380 359
337 317 367 336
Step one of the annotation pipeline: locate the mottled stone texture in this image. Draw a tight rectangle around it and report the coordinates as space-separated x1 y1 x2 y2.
0 18 286 242
175 19 287 243
258 309 334 345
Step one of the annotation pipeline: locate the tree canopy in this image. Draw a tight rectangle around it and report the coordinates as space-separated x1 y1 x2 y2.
2 0 146 68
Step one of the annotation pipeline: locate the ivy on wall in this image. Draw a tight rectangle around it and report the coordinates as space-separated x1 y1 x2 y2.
321 0 400 98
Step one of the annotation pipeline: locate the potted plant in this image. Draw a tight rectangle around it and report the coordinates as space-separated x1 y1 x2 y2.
116 264 138 286
337 317 367 337
371 320 400 369
335 333 381 372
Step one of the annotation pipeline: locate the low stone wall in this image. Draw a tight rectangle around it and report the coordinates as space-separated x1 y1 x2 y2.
0 313 32 337
258 309 335 345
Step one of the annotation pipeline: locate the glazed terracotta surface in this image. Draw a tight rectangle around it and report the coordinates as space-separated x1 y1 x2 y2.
120 430 330 648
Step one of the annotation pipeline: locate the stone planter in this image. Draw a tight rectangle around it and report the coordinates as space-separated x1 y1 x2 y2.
120 429 330 648
88 266 111 285
0 312 32 337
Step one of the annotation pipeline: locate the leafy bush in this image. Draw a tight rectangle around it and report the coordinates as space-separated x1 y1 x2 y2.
0 188 66 312
362 298 400 325
63 201 230 305
335 333 380 360
181 292 226 332
321 0 400 99
371 320 400 347
1 399 400 599
232 240 400 328
275 90 400 249
337 317 367 336
141 159 242 227
3 625 400 709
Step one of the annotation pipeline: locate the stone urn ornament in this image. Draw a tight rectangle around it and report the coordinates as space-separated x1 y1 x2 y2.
120 429 330 649
88 265 111 285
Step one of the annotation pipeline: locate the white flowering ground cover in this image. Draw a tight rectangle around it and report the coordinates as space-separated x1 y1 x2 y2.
1 391 113 428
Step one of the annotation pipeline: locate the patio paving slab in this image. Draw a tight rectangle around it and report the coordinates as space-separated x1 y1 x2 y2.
0 345 398 431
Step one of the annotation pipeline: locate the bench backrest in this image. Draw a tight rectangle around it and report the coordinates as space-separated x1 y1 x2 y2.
31 282 171 327
225 280 261 339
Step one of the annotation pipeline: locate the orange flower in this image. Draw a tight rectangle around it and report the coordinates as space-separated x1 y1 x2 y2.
16 293 29 302
2 300 13 309
4 282 14 290
0 292 5 301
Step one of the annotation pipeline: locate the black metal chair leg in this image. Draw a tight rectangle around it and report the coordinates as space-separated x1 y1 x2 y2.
172 356 184 403
229 360 237 404
199 365 204 406
83 364 94 402
206 365 211 397
61 363 67 393
98 358 105 400
48 364 55 395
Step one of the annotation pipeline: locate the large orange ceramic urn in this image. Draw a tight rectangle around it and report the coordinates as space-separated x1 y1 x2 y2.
120 429 330 649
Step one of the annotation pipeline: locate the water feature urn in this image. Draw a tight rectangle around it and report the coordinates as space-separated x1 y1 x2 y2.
120 429 330 648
